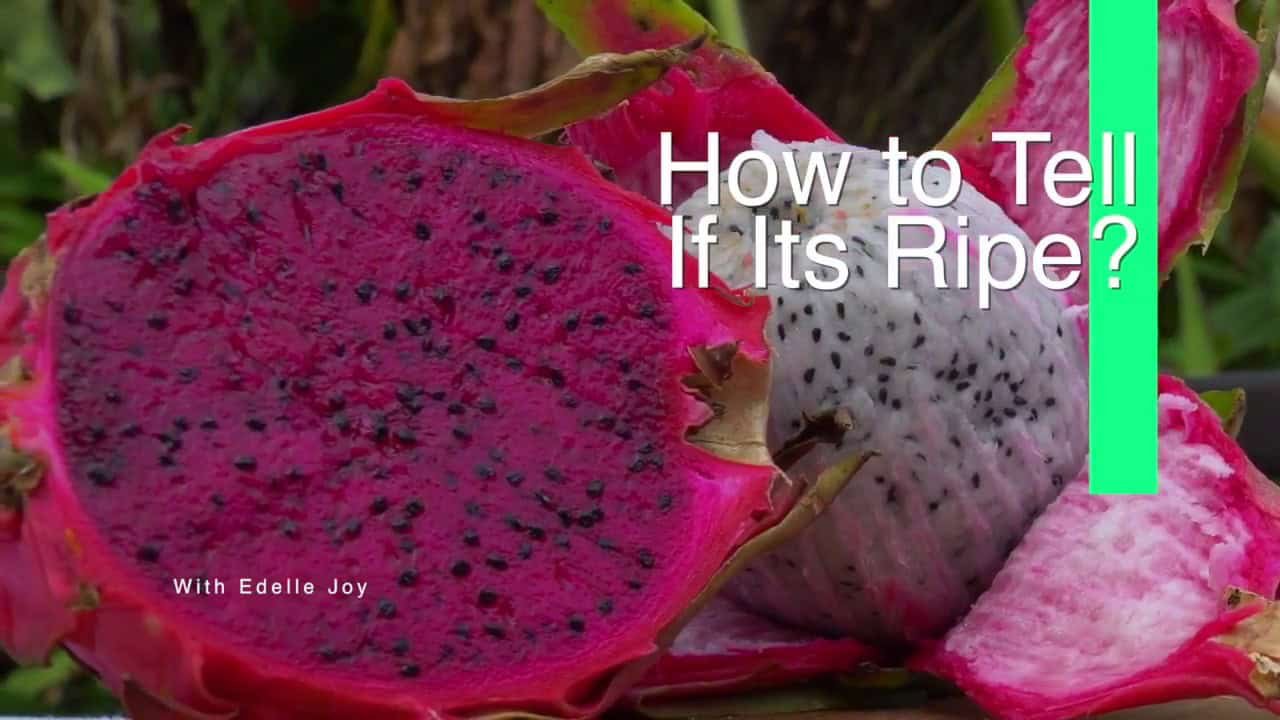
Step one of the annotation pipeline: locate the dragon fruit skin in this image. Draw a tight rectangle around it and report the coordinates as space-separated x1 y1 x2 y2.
630 594 878 701
912 375 1280 720
0 56 819 719
536 0 839 206
943 0 1265 286
674 136 1089 647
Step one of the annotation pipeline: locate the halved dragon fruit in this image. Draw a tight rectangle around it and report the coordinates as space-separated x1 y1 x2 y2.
0 51 851 719
539 0 1280 712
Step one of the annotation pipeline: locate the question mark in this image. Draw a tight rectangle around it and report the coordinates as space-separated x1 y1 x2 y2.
1093 215 1138 289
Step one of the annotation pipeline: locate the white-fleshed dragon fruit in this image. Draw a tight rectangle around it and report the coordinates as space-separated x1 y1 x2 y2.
540 0 1280 716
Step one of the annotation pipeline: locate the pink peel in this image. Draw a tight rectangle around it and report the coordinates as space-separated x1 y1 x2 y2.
912 376 1280 720
630 594 878 701
942 0 1262 292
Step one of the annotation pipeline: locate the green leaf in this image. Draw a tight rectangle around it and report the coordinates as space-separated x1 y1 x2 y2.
38 151 113 197
0 0 76 100
979 0 1022 68
1200 388 1248 438
1173 257 1219 376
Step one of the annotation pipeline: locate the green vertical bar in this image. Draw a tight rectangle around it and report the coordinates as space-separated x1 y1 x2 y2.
1090 1 1158 494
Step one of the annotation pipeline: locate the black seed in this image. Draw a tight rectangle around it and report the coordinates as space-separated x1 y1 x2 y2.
913 335 926 349
391 638 410 656
476 337 496 351
1046 397 1057 407
355 281 376 304
598 599 614 615
880 357 897 367
370 497 389 515
452 426 471 441
146 313 168 330
382 323 398 341
472 210 487 224
586 480 604 499
233 456 257 472
398 569 419 587
404 499 425 518
463 529 480 546
477 589 498 608
136 545 160 563
542 265 563 284
864 344 874 357
87 465 113 486
395 428 417 444
414 222 431 241
483 624 505 639
971 473 982 489
400 664 421 678
637 549 656 569
568 616 586 633
803 368 815 384
812 328 822 343
246 417 266 432
451 561 471 578
831 352 842 370
486 555 509 571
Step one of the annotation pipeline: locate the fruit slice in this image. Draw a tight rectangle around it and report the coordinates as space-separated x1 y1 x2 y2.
912 376 1280 720
0 52 812 719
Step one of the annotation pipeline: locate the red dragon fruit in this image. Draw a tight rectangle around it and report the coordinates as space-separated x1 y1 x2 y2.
0 50 862 719
539 0 1280 713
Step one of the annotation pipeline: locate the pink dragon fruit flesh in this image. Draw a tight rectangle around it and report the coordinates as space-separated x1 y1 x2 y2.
0 52 833 720
539 0 1280 715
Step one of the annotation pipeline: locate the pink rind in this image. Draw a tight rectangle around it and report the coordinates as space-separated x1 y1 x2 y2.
630 594 878 701
947 0 1259 289
912 376 1280 720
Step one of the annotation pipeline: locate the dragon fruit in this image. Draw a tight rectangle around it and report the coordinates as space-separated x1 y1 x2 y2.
539 0 1280 713
674 136 1089 646
0 50 855 719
